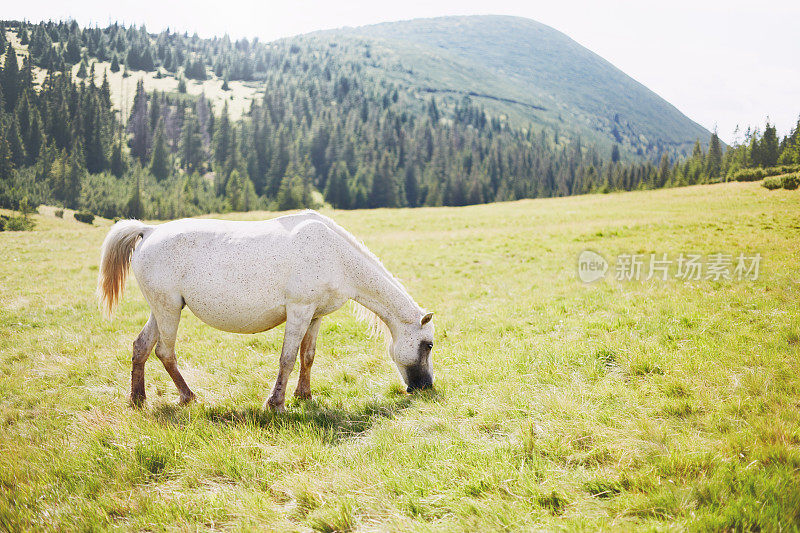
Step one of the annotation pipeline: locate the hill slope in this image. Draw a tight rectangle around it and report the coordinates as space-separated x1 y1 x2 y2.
306 15 711 157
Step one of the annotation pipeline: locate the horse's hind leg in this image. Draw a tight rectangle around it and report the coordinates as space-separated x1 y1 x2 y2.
152 300 196 405
131 313 158 407
294 317 322 400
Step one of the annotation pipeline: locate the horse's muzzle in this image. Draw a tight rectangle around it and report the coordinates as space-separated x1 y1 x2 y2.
405 363 433 393
406 376 434 393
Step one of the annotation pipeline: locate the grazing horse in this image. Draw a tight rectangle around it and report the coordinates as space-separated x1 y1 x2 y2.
97 210 435 411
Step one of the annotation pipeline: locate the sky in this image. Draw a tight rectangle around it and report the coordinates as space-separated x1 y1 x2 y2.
6 0 799 143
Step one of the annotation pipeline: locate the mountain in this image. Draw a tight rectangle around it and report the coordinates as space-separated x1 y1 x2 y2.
300 15 712 157
1 16 727 219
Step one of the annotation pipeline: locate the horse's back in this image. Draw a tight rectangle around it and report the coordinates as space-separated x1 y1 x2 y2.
133 215 320 268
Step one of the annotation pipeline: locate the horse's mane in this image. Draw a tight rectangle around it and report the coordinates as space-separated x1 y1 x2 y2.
303 210 419 348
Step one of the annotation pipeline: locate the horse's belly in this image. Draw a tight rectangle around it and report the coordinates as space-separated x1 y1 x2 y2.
186 298 287 334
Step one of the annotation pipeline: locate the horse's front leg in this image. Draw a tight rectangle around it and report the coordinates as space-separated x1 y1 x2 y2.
295 317 322 400
266 305 314 412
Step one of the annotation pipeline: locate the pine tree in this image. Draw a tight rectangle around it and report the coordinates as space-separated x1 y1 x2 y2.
658 153 671 187
611 144 621 163
0 132 13 181
184 56 207 80
126 173 144 218
267 128 290 197
149 91 161 130
760 121 779 167
28 26 51 65
128 79 150 163
163 47 173 71
225 169 242 211
369 154 398 208
428 97 440 123
749 130 762 168
241 174 257 211
15 90 32 151
706 131 723 177
100 71 112 108
179 112 203 172
110 140 126 178
25 110 45 166
778 117 800 165
149 119 170 181
19 56 33 94
195 93 212 147
140 47 155 71
2 43 20 112
691 139 704 160
110 54 120 72
225 169 257 211
404 165 419 207
96 39 108 62
324 161 351 209
84 104 107 174
466 168 485 204
212 101 232 187
350 167 370 209
7 117 26 168
64 143 85 208
276 173 305 211
65 34 81 64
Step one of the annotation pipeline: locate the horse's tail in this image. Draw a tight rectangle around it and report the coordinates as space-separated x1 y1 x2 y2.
97 219 154 318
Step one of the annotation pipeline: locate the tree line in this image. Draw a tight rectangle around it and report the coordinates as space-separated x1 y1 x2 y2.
0 20 798 220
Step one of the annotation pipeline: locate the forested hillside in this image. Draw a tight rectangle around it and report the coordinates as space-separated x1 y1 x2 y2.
0 18 798 219
318 16 713 157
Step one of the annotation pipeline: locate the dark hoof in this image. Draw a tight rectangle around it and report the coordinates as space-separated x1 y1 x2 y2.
294 389 312 400
178 392 196 406
265 398 286 413
130 394 146 408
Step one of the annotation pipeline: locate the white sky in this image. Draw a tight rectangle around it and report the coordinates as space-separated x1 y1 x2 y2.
6 0 799 143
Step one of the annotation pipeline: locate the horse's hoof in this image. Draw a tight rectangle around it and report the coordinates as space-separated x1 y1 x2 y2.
265 399 286 413
178 392 196 405
294 389 312 400
130 394 146 408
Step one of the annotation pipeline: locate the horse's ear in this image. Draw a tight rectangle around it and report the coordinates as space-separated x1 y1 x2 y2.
420 312 434 326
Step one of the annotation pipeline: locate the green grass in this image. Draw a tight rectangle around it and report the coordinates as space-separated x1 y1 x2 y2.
2 181 800 530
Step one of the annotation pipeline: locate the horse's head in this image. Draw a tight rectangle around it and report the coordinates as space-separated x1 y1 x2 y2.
391 311 435 392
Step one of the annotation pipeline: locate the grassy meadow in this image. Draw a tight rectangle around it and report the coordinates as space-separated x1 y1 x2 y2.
1 182 800 531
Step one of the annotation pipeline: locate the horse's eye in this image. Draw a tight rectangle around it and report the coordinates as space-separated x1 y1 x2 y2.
426 342 433 350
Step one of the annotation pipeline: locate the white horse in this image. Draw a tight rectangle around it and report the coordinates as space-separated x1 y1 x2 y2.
97 210 434 411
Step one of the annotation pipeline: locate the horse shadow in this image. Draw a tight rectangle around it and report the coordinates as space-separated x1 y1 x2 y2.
148 389 441 444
